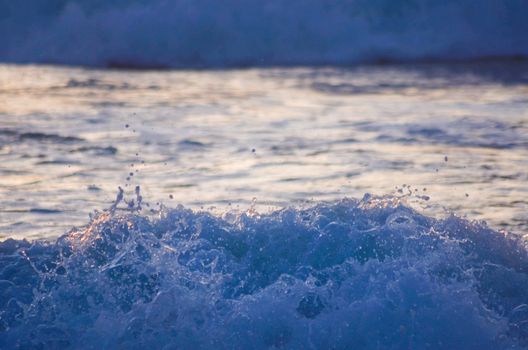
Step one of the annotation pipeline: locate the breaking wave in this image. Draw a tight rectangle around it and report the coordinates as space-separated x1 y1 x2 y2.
1 190 528 349
1 0 527 68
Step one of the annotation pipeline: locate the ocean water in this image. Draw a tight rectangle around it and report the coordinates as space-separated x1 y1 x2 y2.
1 1 528 347
1 62 527 240
1 61 527 349
1 195 528 349
1 0 527 68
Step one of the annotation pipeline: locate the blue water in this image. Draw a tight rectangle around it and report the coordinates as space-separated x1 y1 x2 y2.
1 0 527 67
1 190 528 349
1 1 528 347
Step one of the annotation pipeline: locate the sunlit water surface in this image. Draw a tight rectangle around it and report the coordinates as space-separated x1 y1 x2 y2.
0 62 527 239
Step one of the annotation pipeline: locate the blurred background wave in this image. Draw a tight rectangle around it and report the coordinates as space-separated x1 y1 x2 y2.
1 0 527 68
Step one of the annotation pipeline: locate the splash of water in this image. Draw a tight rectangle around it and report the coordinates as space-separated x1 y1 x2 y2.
1 190 527 349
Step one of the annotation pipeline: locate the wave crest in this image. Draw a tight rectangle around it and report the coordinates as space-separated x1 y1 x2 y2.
1 0 527 68
1 194 528 348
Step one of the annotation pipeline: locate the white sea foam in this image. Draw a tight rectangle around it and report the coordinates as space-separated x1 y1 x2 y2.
1 193 527 349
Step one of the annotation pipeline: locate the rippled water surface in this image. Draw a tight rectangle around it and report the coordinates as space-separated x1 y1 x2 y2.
0 62 527 239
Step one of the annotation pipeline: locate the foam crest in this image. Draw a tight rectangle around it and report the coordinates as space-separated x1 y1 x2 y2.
1 194 527 349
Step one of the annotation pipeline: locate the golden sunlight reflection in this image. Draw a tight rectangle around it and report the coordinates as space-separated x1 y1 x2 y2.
0 63 527 239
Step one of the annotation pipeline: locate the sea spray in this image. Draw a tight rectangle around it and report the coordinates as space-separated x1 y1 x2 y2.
1 192 527 349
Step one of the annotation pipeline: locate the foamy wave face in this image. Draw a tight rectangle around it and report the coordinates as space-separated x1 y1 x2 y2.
1 195 528 349
1 0 527 67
